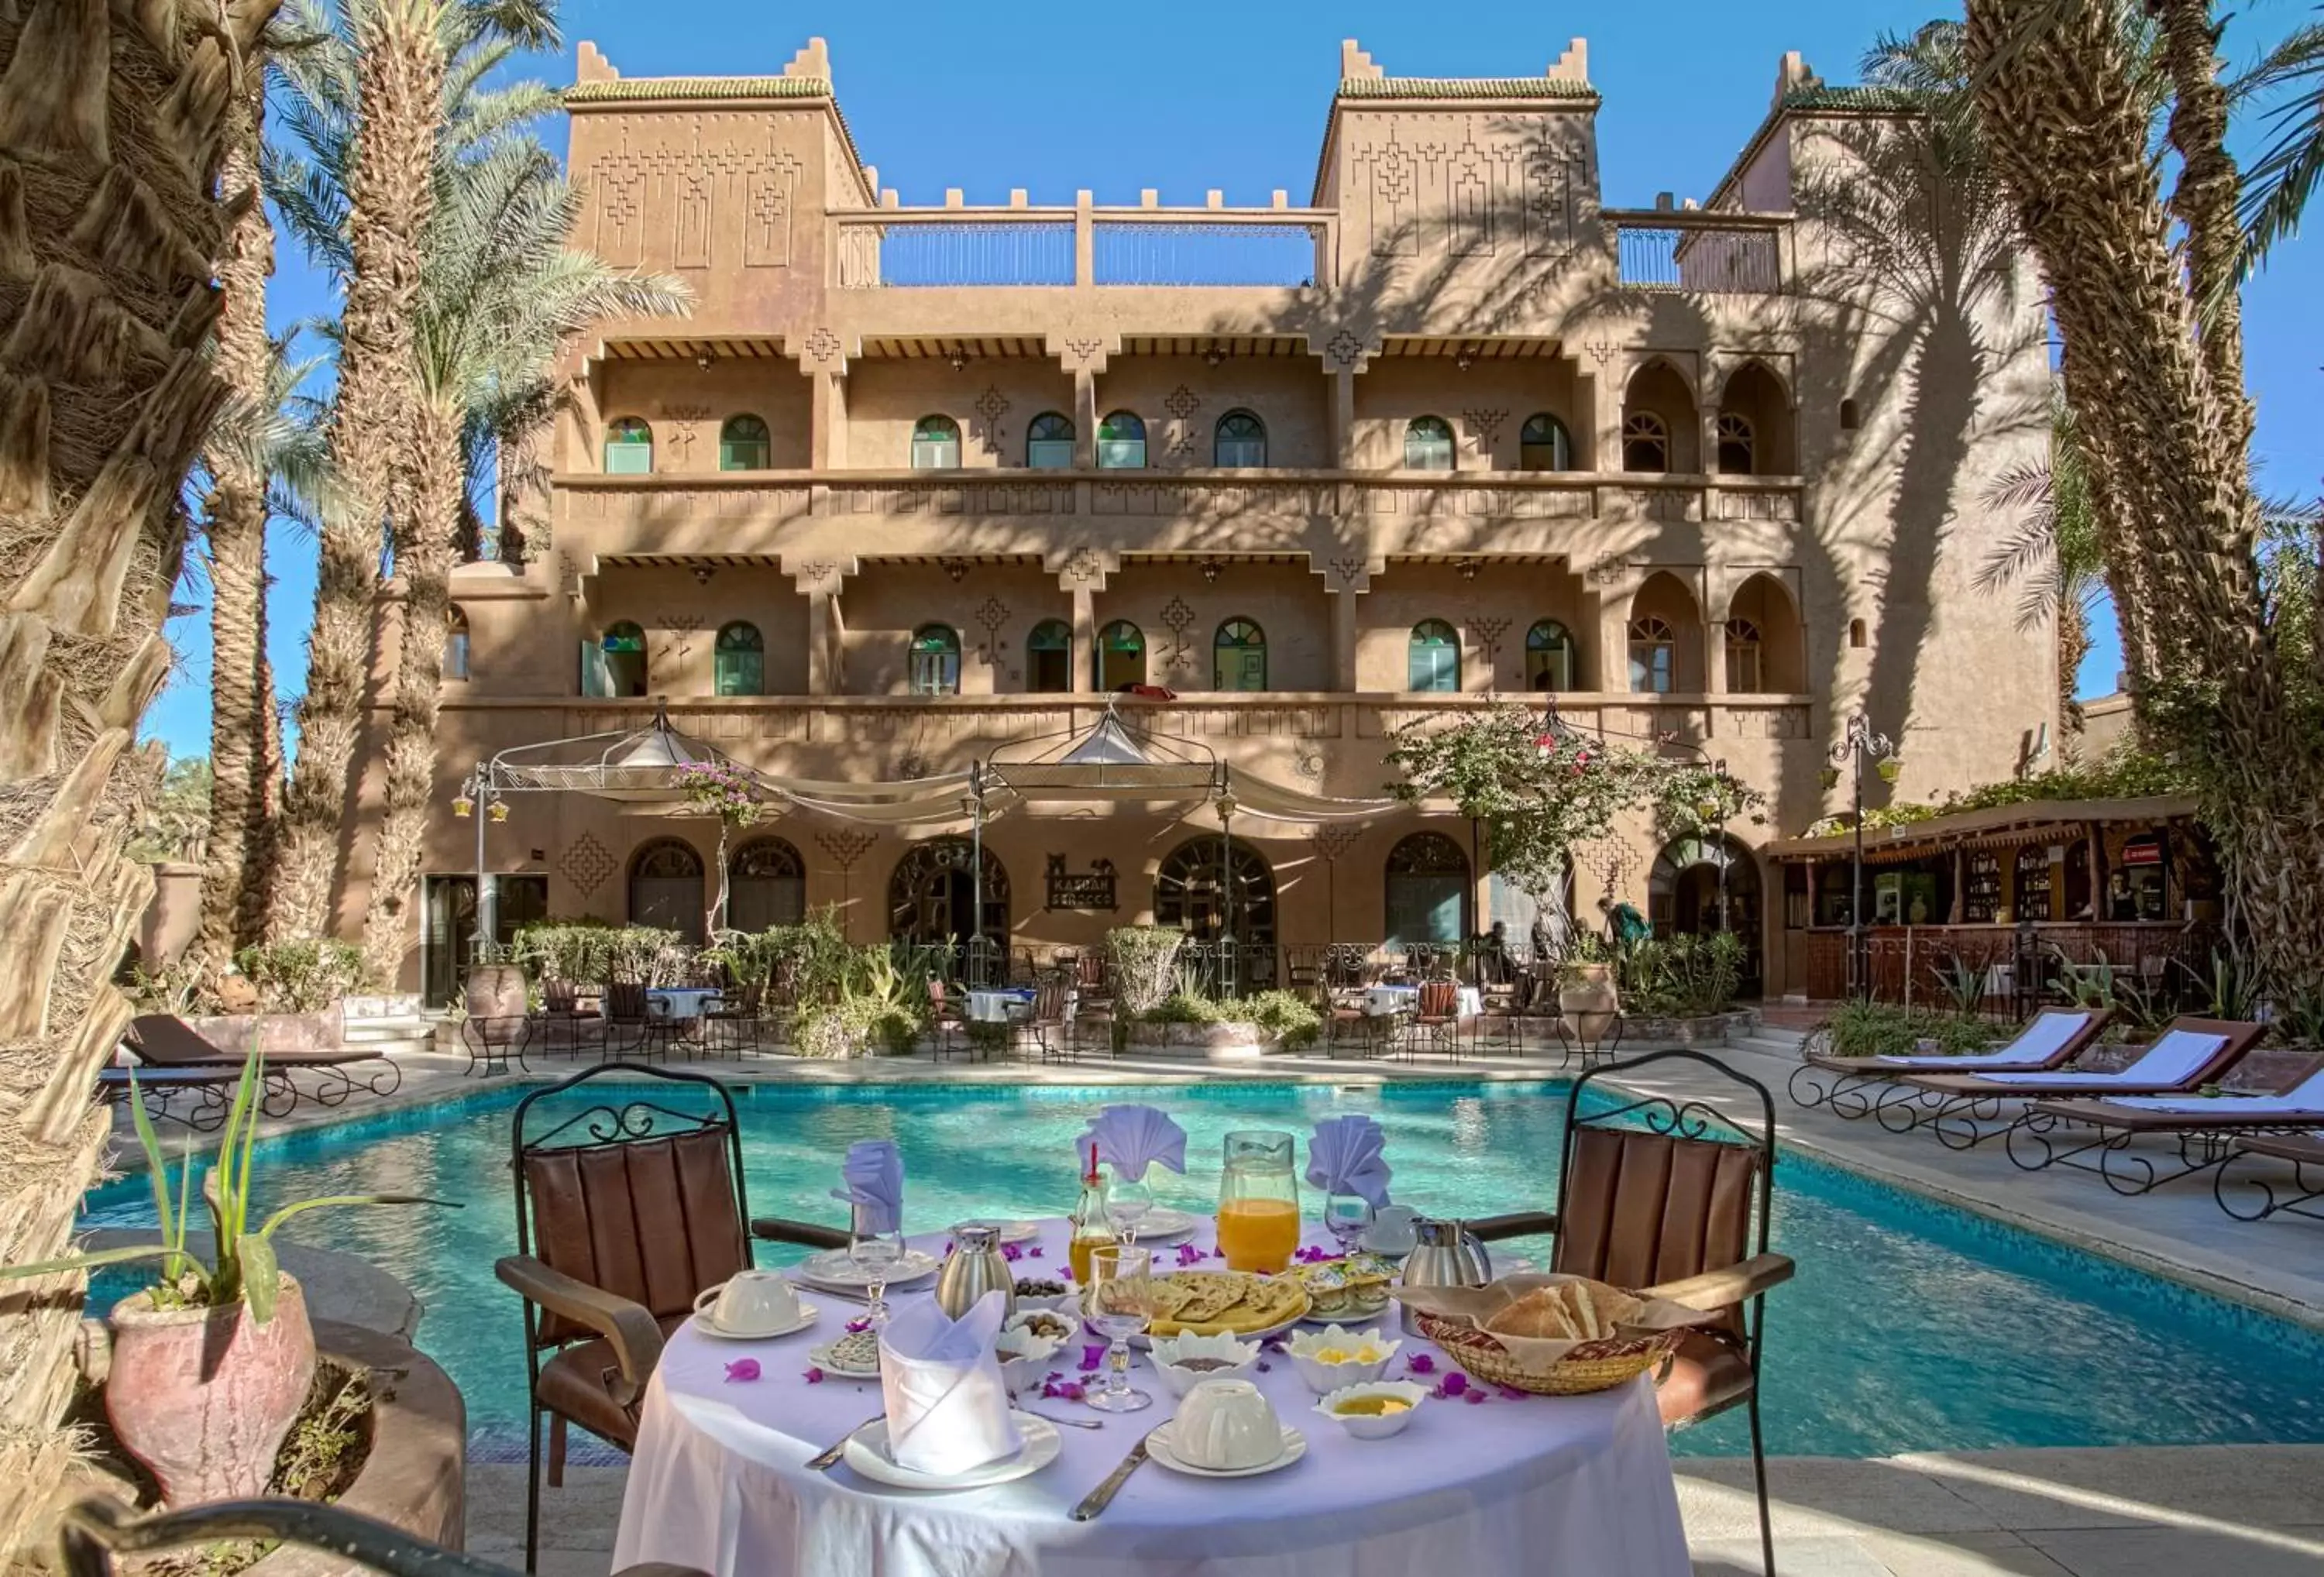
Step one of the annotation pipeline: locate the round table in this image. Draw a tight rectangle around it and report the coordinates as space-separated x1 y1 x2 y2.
964 989 1034 1024
645 987 723 1020
1363 984 1484 1019
613 1218 1690 1577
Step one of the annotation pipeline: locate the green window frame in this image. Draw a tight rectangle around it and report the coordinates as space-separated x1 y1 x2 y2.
1408 619 1460 692
1404 415 1454 471
1096 620 1146 689
719 414 770 470
1628 616 1676 694
909 624 961 695
1519 413 1573 472
603 417 653 475
714 620 765 696
1026 618 1072 692
1214 410 1267 468
1212 618 1267 691
590 620 648 696
1026 412 1075 469
912 415 961 470
1525 618 1575 692
1097 411 1147 469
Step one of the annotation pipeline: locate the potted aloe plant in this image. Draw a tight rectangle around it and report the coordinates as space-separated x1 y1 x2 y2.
6 1044 446 1507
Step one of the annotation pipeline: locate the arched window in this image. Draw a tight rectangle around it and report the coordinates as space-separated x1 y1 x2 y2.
909 624 961 695
443 605 469 682
1621 412 1669 472
603 417 653 475
888 837 1009 954
1848 617 1868 649
714 620 764 696
1519 413 1573 472
1215 410 1267 468
1153 837 1277 992
1026 618 1071 692
911 415 961 470
719 414 770 470
1408 620 1460 692
1385 831 1470 949
1628 616 1676 695
1525 618 1575 692
1724 618 1764 692
588 620 647 697
1213 618 1267 691
729 837 806 932
1715 413 1756 476
1404 415 1455 471
1026 412 1074 469
1097 411 1147 469
629 837 706 943
1096 620 1146 689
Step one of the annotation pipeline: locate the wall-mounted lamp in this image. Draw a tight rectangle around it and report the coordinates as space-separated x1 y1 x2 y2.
691 565 717 585
1203 346 1226 368
1199 560 1223 584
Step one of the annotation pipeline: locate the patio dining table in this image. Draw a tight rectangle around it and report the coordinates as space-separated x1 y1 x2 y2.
645 987 724 1020
1363 984 1485 1019
612 1216 1691 1577
964 988 1037 1024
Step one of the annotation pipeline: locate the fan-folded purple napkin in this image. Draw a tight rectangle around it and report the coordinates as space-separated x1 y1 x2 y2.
1307 1114 1392 1208
831 1138 903 1234
1083 1104 1188 1183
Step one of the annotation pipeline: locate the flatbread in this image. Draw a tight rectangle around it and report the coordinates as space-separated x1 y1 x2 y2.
1136 1269 1311 1336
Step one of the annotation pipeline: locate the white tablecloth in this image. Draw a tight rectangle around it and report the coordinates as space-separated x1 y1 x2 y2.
614 1218 1690 1577
1363 985 1484 1019
646 988 723 1020
965 990 1033 1024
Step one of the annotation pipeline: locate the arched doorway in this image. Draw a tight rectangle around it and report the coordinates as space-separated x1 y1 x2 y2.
1648 833 1762 997
889 837 1009 962
729 836 806 932
1154 837 1277 994
629 837 706 944
1384 832 1470 951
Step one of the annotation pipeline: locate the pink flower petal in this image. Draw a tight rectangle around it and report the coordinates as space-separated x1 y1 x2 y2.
844 1318 871 1335
1462 1387 1488 1404
1494 1385 1529 1400
1026 1246 1044 1260
801 1366 824 1384
1078 1344 1106 1373
724 1359 761 1383
1405 1353 1437 1376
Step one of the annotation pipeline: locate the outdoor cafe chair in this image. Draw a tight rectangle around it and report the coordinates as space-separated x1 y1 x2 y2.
601 980 679 1063
495 1063 841 1572
702 979 765 1058
1406 979 1463 1063
1023 977 1073 1063
925 974 968 1060
1467 1049 1793 1577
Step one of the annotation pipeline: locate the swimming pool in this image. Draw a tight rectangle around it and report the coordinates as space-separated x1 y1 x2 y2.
81 1077 2324 1463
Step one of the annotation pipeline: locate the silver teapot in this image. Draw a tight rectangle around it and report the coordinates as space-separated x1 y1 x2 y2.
1399 1218 1493 1290
934 1223 1019 1321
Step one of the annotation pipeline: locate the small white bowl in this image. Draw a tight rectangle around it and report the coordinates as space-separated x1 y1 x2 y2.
1314 1380 1428 1440
1147 1330 1261 1397
1009 1280 1077 1314
1003 1309 1079 1346
1286 1324 1402 1395
995 1322 1067 1393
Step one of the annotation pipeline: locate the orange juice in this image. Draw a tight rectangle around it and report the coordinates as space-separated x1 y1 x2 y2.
1216 1198 1301 1273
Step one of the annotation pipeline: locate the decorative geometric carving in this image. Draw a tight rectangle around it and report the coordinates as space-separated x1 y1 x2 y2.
1060 547 1104 586
940 558 972 583
802 326 842 363
1159 596 1198 674
1328 556 1369 588
1308 824 1362 859
1061 337 1107 371
558 833 615 898
973 385 1010 455
1473 616 1512 667
1323 331 1366 371
1462 408 1509 447
816 828 878 871
583 119 803 272
1586 555 1629 586
1586 340 1618 367
1164 425 1200 469
662 404 711 462
1164 385 1201 421
975 596 1011 665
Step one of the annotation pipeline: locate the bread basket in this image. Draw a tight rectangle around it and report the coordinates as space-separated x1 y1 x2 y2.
1396 1273 1714 1397
1408 1311 1682 1395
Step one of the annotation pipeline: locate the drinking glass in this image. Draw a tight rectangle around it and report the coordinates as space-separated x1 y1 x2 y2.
1105 1173 1154 1245
1323 1191 1373 1256
1085 1245 1156 1414
849 1203 905 1328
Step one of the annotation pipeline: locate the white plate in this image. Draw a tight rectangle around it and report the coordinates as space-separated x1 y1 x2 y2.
1145 1422 1308 1479
844 1417 1061 1490
689 1301 819 1341
966 1218 1043 1245
1129 1207 1202 1244
807 1338 882 1379
796 1247 944 1290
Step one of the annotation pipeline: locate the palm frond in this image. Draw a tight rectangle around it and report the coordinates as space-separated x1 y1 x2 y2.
2237 22 2324 275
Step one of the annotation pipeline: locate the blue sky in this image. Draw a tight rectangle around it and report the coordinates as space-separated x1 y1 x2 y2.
140 0 2323 754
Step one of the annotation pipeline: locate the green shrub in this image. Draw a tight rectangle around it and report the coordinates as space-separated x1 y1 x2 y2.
1144 992 1224 1025
1243 989 1322 1047
1106 926 1185 1016
1818 1000 1994 1058
232 940 370 1013
1616 931 1743 1018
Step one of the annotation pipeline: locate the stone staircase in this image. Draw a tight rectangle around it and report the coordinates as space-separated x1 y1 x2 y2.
1724 1022 1810 1063
340 993 436 1057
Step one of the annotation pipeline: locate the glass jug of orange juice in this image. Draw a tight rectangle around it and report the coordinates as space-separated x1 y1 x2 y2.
1216 1130 1301 1273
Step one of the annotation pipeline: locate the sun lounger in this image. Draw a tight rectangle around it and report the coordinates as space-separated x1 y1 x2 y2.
2004 1062 2324 1194
2213 1130 2324 1225
95 1064 299 1132
122 1014 404 1107
1787 1008 2109 1120
1888 1017 2267 1150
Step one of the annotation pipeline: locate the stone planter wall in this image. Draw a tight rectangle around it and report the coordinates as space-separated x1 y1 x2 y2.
1119 1021 1276 1061
1616 1008 1759 1046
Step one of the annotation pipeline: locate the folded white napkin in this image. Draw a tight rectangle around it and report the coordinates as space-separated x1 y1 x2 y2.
831 1139 903 1235
1307 1114 1393 1208
1084 1104 1188 1183
877 1289 1022 1476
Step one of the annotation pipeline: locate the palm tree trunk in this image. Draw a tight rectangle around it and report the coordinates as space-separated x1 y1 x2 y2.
0 0 279 1548
359 402 460 981
198 84 278 964
2157 0 2255 465
1966 0 2324 992
270 0 443 946
2057 594 2090 744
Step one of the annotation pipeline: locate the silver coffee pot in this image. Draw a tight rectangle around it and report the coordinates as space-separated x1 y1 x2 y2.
1399 1217 1493 1290
934 1223 1019 1321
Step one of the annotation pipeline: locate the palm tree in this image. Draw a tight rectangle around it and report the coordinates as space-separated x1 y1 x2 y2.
1978 390 2106 741
2237 12 2324 270
1965 0 2324 994
0 0 282 1545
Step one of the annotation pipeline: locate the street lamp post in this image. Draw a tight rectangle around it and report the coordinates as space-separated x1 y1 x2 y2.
1827 713 1899 999
451 762 511 967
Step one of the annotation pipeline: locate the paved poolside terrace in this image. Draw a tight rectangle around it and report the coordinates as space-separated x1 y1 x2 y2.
104 1026 2324 1575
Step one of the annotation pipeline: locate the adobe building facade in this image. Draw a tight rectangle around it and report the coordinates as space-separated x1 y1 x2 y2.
353 36 2059 1003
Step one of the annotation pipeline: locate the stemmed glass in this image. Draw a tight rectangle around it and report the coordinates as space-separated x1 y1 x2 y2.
849 1202 906 1328
1105 1171 1154 1245
1085 1244 1157 1414
1323 1191 1373 1257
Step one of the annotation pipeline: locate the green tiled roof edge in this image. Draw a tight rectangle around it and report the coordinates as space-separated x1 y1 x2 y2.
567 75 832 102
1339 77 1599 102
1779 84 1926 112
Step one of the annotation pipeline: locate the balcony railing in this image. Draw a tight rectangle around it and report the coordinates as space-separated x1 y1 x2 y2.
1092 221 1324 287
833 204 1336 290
1604 209 1789 294
834 220 1074 288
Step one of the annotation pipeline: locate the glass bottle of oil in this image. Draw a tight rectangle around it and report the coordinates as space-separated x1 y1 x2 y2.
1068 1142 1116 1286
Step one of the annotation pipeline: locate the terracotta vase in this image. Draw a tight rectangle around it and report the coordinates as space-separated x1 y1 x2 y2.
106 1275 318 1507
463 962 528 1019
1559 963 1621 1044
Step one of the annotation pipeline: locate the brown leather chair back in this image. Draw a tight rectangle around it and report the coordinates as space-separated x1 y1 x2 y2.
1418 980 1459 1017
1552 1126 1758 1337
519 1128 748 1348
603 980 648 1022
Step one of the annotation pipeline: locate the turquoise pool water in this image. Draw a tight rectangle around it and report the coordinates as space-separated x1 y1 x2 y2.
81 1078 2324 1463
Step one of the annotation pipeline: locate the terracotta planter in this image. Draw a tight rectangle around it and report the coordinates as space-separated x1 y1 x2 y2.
1559 963 1621 1044
106 1275 318 1507
463 963 528 1019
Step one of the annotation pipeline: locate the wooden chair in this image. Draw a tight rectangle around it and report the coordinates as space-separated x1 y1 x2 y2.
601 980 678 1063
1023 977 1072 1063
528 979 596 1060
1408 979 1462 1062
495 1063 841 1572
1467 1050 1792 1577
926 975 968 1060
703 978 765 1057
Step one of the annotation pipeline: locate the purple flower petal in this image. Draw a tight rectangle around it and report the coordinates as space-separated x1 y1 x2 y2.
1463 1387 1488 1405
1026 1246 1045 1260
1435 1372 1470 1399
801 1366 825 1384
844 1318 871 1335
1405 1352 1437 1376
1078 1344 1106 1373
724 1359 761 1383
1001 1242 1023 1263
1495 1385 1529 1400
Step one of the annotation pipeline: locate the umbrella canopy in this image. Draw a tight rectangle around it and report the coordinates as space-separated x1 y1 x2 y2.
484 704 761 802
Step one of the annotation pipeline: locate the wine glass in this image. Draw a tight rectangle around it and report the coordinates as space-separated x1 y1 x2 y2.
1084 1244 1156 1414
1324 1192 1373 1257
1105 1172 1154 1245
850 1203 906 1328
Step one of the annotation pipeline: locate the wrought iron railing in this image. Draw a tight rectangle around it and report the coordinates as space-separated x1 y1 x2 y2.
1092 221 1324 287
835 218 1075 288
1607 211 1786 294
